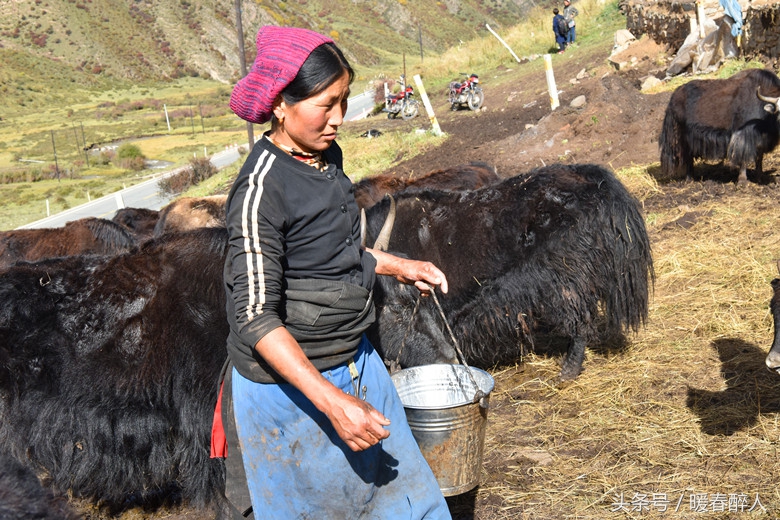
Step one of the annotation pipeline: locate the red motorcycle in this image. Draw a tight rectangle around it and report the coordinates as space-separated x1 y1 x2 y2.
448 73 484 111
384 83 420 120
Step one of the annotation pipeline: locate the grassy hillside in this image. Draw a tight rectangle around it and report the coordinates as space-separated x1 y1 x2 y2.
0 0 533 112
0 0 621 230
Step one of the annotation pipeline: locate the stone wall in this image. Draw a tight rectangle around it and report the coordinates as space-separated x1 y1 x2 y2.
620 0 780 65
741 6 780 60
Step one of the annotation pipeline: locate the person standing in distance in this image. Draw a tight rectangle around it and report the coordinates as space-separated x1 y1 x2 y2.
224 25 453 519
552 8 568 53
563 0 579 46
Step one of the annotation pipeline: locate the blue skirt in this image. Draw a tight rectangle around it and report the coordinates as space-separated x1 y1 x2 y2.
231 336 452 520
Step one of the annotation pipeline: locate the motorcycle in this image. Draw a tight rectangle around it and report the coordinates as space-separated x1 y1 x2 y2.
384 83 420 120
448 73 484 111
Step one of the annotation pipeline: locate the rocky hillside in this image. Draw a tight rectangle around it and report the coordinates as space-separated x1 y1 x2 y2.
0 0 530 87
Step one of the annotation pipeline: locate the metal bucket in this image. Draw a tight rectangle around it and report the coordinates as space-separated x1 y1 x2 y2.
391 364 495 496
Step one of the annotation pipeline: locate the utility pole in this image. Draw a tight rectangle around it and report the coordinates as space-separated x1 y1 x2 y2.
80 122 90 167
234 0 254 148
71 123 80 177
418 24 423 62
189 105 196 135
164 104 171 132
50 130 60 182
403 53 407 87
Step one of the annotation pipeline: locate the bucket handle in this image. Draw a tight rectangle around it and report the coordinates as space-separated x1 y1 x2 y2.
394 283 487 406
424 284 488 405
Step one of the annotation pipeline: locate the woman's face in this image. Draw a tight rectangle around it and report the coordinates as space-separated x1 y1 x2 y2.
272 71 351 154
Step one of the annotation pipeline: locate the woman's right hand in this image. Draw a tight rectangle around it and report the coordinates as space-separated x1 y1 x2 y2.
323 391 391 452
254 327 391 451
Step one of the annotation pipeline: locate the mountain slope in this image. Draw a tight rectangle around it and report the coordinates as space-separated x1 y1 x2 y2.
0 0 531 93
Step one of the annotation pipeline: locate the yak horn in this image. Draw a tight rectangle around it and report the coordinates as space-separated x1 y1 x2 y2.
776 259 780 276
757 87 780 105
360 208 367 248
372 195 396 251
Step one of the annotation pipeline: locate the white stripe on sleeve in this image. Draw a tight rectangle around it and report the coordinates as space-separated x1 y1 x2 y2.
241 150 275 321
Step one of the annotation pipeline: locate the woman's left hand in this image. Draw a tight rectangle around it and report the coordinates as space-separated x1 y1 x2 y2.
368 249 448 295
401 259 448 296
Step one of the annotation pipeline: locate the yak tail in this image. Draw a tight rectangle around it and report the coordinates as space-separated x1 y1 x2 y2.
602 172 654 335
574 165 654 336
658 101 684 178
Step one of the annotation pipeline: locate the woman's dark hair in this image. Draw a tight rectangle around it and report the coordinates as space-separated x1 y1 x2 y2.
281 43 354 105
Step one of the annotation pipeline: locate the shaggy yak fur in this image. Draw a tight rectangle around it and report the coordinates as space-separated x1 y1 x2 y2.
659 68 780 184
111 207 160 241
363 163 654 380
0 217 138 270
0 451 80 520
353 161 501 209
0 228 231 516
153 195 227 237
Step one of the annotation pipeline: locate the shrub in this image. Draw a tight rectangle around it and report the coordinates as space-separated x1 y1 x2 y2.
115 143 146 171
158 156 217 195
117 143 143 159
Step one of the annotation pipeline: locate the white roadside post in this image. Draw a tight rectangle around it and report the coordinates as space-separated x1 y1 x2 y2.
485 24 521 63
412 74 443 136
544 54 560 110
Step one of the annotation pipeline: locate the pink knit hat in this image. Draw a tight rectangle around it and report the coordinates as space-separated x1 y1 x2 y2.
230 26 333 124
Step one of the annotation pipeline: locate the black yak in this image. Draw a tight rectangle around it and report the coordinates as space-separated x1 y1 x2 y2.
111 207 160 241
0 228 231 516
0 217 138 269
659 68 780 184
353 161 501 209
364 163 654 380
0 163 651 519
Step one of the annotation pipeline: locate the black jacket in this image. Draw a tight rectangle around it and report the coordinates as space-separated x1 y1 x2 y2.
224 137 377 383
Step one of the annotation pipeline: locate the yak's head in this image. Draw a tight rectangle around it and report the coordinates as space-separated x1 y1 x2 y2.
757 88 780 120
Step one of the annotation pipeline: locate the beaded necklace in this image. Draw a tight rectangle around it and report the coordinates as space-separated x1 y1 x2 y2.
266 135 328 172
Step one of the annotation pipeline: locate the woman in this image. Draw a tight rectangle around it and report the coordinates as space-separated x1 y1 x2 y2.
224 25 452 519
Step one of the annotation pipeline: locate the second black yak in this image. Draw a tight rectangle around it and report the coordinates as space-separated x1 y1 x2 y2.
659 68 780 184
364 163 654 380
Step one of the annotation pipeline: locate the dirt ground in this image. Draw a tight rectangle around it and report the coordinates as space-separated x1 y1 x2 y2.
351 34 779 184
74 34 780 520
355 35 675 180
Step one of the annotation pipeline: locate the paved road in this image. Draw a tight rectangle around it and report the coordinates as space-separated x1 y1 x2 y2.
16 91 372 230
17 147 241 229
346 91 375 121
